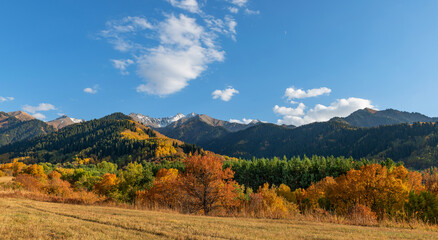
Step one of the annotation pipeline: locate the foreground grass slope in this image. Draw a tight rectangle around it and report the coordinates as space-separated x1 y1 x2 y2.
1 197 438 240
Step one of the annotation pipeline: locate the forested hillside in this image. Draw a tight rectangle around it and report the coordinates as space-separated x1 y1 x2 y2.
0 113 200 166
202 121 438 169
0 111 54 146
337 108 438 127
1 109 437 169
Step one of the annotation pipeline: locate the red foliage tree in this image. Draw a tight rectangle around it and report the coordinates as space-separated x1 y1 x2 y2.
180 154 237 215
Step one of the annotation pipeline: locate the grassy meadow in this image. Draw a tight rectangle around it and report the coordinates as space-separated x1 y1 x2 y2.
0 196 437 239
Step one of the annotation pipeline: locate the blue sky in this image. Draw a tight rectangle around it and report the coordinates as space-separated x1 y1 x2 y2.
1 0 437 125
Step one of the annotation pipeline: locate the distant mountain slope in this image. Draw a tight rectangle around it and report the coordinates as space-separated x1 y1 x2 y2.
334 108 438 127
0 111 54 146
7 111 35 121
47 115 85 130
201 121 438 169
0 113 198 165
158 115 231 145
156 114 260 145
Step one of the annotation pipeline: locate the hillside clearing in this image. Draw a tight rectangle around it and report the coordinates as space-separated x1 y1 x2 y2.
1 197 438 240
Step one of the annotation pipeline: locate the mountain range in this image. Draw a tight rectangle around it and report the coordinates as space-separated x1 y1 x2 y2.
0 111 55 146
0 108 437 169
0 113 198 165
129 112 194 128
333 108 438 127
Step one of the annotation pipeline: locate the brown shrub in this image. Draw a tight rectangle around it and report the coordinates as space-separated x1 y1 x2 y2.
15 174 43 192
44 173 73 198
346 204 378 226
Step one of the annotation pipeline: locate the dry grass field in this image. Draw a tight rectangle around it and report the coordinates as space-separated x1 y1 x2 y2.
0 176 13 183
1 176 438 240
1 198 438 240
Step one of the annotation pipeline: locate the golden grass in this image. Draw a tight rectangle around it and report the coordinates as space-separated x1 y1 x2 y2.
0 176 13 183
1 197 438 240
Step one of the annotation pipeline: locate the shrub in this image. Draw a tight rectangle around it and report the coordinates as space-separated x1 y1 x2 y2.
15 174 43 192
346 204 378 226
248 183 299 219
44 171 73 197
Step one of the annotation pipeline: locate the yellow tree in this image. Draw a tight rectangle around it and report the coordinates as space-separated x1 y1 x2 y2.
23 164 47 181
94 173 119 197
323 164 414 219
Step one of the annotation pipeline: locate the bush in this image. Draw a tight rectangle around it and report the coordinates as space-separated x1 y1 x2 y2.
15 174 43 192
346 204 378 226
44 171 73 197
248 183 299 219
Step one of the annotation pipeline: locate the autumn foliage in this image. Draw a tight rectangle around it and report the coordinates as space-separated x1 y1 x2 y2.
137 154 241 215
4 158 438 225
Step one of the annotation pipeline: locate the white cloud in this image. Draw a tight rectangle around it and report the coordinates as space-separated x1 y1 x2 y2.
167 0 200 13
212 87 239 101
273 103 306 116
100 1 258 96
0 96 14 103
275 97 375 126
228 7 239 14
230 118 255 124
136 14 225 96
244 9 260 15
84 85 98 94
111 59 134 75
99 16 153 52
284 87 332 100
229 0 247 7
22 103 56 114
32 113 46 120
225 16 237 39
204 15 238 40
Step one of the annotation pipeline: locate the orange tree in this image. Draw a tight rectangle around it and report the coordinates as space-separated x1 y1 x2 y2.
137 168 182 209
180 153 238 215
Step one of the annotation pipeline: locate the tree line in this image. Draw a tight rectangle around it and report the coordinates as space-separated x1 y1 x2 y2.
2 154 438 224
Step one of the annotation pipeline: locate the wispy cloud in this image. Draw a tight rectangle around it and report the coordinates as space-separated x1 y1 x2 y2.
99 16 153 52
111 59 134 75
244 8 260 15
212 87 239 101
32 113 47 120
229 0 247 7
0 96 14 103
228 7 239 14
22 103 56 114
84 85 99 94
167 0 200 13
99 0 258 96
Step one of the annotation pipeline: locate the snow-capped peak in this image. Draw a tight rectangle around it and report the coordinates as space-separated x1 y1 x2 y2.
70 117 85 124
129 112 198 128
171 113 185 122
